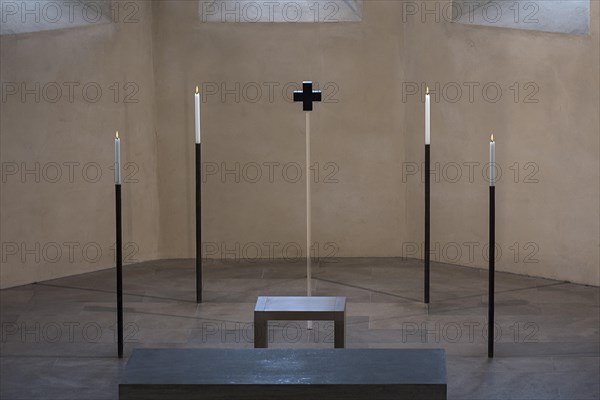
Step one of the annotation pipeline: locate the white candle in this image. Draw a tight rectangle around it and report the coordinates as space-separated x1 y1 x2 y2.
195 86 201 144
425 86 430 145
489 134 495 186
115 131 121 185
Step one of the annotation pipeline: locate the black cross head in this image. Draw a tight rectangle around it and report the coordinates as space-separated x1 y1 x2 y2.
293 81 322 112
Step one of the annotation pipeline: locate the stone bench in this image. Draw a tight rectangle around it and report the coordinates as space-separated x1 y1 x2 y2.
119 348 447 400
254 296 346 348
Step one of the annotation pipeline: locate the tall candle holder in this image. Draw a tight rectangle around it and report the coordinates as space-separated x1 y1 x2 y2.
195 86 202 303
488 134 496 358
424 86 431 305
114 131 123 358
424 143 430 304
196 141 202 303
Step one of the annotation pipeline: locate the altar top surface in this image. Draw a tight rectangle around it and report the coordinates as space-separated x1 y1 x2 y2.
255 296 346 312
121 348 447 386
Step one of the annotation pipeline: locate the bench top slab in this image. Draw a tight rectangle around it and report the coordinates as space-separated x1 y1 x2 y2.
121 348 446 386
255 296 346 313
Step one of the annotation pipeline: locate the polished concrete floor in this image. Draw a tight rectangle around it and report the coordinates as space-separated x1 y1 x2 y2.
1 258 599 399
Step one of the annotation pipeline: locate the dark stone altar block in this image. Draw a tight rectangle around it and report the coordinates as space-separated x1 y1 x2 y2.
119 348 447 400
254 296 346 348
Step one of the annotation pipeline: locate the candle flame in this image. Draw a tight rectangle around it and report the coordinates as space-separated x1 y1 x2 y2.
426 86 429 94
491 134 494 142
196 85 199 94
116 131 119 139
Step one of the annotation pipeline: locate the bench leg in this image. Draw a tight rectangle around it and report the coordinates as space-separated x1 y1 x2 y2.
254 315 268 348
334 315 345 348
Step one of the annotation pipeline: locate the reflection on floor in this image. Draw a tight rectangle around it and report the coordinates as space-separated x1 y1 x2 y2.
1 258 599 399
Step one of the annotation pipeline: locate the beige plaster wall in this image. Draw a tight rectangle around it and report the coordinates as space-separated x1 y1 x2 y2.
153 1 408 262
0 1 159 288
154 0 598 286
2 0 597 288
403 0 600 285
